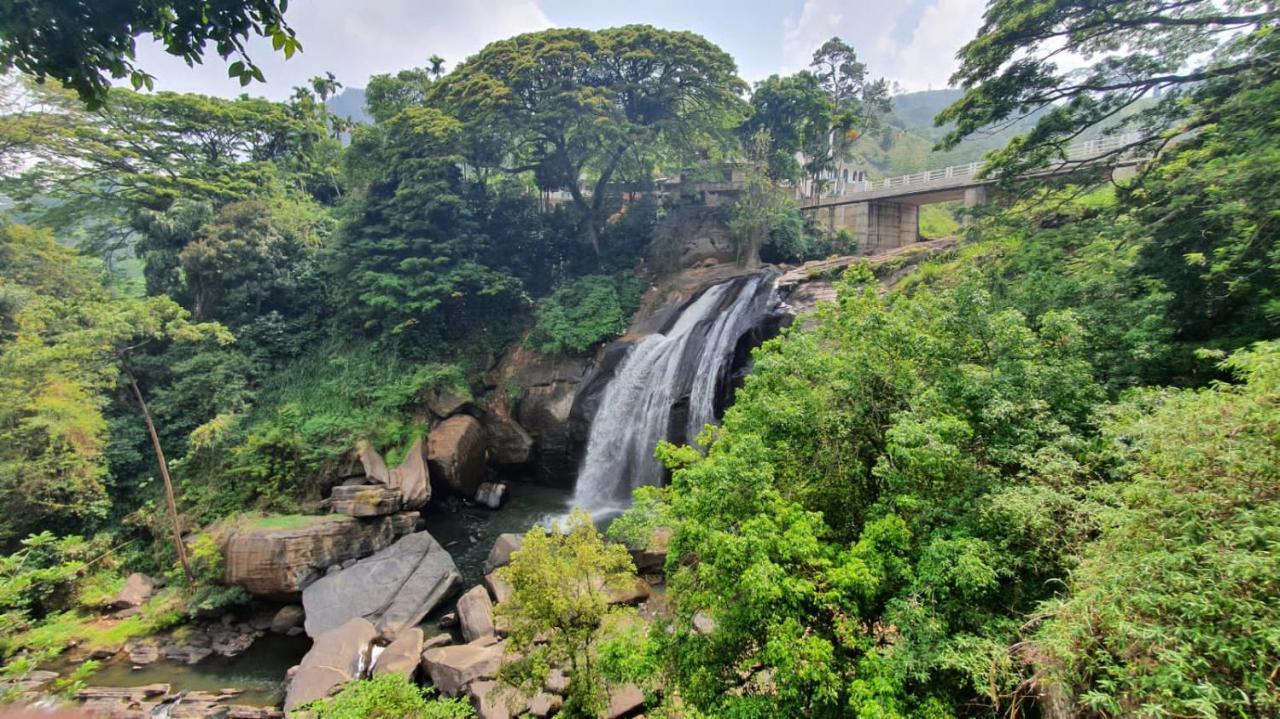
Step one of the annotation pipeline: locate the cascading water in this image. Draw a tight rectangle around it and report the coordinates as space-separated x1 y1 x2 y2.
571 273 777 516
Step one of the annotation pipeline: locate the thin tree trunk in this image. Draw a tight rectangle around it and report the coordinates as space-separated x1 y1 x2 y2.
124 363 194 585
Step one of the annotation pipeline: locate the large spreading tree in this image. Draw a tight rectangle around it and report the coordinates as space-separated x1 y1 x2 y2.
430 25 746 255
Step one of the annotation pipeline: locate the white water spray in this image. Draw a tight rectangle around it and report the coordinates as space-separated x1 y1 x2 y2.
571 274 775 516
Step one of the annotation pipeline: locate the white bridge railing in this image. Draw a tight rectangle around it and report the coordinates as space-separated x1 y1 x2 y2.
833 132 1145 197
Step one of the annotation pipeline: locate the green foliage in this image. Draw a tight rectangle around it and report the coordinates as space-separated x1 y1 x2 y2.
0 223 231 542
938 0 1279 180
496 510 638 717
183 532 250 615
527 274 647 356
0 0 298 108
918 203 960 239
336 107 525 353
606 486 673 551
1035 342 1280 718
175 346 455 522
303 675 474 719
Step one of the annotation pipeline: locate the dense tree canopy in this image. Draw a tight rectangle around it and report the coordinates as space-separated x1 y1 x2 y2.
430 25 747 253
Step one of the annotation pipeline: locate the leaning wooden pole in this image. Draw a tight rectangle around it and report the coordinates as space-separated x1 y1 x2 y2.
124 363 194 585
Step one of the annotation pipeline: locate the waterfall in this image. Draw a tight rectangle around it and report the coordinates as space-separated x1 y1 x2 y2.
572 273 776 515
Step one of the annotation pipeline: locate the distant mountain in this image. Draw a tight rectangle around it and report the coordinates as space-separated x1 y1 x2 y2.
327 87 370 125
889 89 965 136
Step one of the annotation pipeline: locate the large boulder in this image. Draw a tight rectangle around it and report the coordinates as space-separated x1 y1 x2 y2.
270 605 305 635
605 683 645 719
427 415 488 496
372 627 423 681
456 585 495 642
358 438 431 509
222 513 416 599
283 617 377 712
425 385 472 419
113 573 160 609
479 409 533 466
302 531 462 639
482 534 524 575
421 637 506 697
468 679 529 719
328 485 402 517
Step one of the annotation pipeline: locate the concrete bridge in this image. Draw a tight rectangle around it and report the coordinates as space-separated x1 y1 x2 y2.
802 132 1147 254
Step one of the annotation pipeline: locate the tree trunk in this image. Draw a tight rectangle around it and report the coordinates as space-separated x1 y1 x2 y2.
124 364 194 585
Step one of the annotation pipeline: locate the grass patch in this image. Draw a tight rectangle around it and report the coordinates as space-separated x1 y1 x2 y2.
919 202 961 239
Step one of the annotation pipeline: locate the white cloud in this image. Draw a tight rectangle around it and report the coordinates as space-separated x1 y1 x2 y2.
782 0 986 91
129 0 553 99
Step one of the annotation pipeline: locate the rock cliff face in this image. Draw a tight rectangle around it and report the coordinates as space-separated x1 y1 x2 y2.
496 347 594 486
221 513 416 599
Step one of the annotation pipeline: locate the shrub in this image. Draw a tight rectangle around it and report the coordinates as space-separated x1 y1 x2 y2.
527 274 646 356
304 675 474 719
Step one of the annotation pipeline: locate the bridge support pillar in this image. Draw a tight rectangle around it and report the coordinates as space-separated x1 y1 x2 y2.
963 185 989 208
831 201 918 255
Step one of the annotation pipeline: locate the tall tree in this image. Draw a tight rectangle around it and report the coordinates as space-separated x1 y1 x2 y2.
0 0 300 108
0 223 229 557
936 0 1280 178
431 25 746 255
806 37 890 189
740 72 832 183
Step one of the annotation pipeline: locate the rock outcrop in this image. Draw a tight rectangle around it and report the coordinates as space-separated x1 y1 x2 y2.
420 637 506 697
302 531 462 639
270 605 305 635
328 485 402 517
427 415 488 496
283 617 377 712
222 513 416 599
498 348 593 485
629 527 672 574
358 437 431 509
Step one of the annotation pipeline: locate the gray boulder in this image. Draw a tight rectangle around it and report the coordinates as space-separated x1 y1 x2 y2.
302 531 462 639
480 410 533 466
270 605 305 634
113 573 159 609
283 617 377 712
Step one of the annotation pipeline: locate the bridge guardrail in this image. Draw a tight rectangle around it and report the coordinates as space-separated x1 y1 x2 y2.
830 131 1145 198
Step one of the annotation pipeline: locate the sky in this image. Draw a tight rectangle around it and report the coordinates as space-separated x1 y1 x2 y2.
131 0 989 100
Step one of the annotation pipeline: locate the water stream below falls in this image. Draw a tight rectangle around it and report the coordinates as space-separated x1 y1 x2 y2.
572 273 777 516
